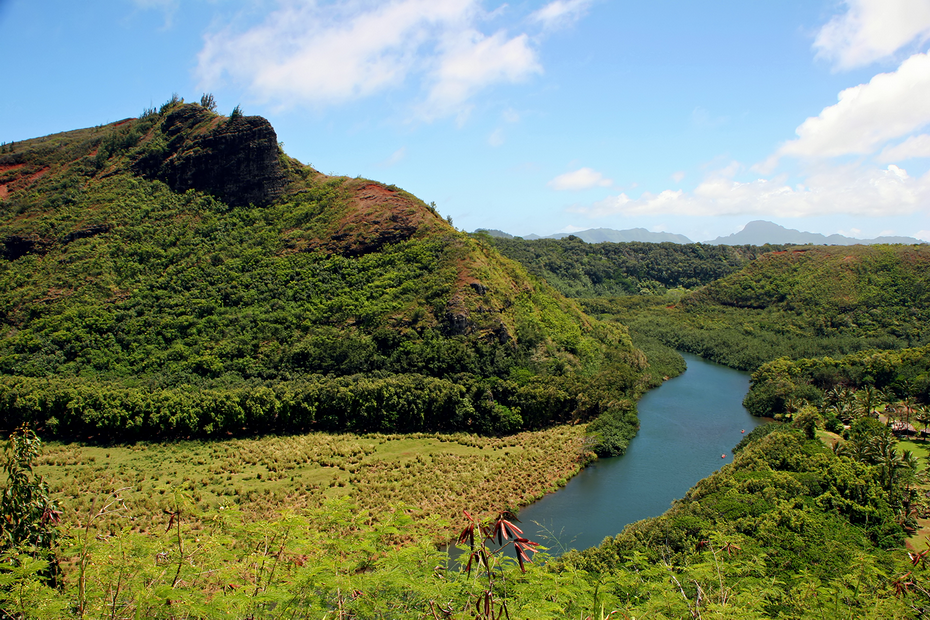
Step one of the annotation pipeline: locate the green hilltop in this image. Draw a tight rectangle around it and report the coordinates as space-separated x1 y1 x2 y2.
577 244 930 371
0 98 645 446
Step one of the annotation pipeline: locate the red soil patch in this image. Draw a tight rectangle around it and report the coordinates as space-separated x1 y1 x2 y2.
30 168 49 182
0 164 49 198
308 181 439 257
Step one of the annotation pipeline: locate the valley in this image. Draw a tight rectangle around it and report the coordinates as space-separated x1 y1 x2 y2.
2 99 930 618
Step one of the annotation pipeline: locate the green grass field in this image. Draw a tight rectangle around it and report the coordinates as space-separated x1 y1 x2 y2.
36 426 592 542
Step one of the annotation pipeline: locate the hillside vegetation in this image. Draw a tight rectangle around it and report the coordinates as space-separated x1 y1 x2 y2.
582 245 930 371
743 344 930 420
477 233 782 297
0 99 644 448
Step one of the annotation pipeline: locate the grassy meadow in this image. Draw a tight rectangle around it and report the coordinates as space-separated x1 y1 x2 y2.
35 426 592 543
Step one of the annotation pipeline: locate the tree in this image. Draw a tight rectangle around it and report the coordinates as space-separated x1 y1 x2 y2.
0 427 61 587
200 92 217 112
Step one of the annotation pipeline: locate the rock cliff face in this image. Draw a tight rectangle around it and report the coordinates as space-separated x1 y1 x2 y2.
134 104 286 208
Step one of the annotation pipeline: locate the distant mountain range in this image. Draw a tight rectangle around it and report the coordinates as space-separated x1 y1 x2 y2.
705 220 924 246
475 227 692 244
475 221 925 246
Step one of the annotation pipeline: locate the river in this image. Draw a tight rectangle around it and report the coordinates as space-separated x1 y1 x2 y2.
514 352 761 555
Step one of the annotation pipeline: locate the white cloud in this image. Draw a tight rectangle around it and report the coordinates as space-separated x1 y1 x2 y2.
420 29 541 120
671 171 686 183
548 167 613 190
488 128 504 147
531 0 593 30
879 133 930 161
916 230 930 241
570 163 930 218
131 0 180 28
814 0 930 70
380 147 407 167
763 52 930 167
197 0 541 120
502 108 521 123
691 106 728 129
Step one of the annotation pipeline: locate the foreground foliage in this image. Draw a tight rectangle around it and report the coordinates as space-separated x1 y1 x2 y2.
8 425 930 618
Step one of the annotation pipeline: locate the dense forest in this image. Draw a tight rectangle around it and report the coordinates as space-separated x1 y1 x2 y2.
743 344 930 420
579 245 930 371
477 232 783 297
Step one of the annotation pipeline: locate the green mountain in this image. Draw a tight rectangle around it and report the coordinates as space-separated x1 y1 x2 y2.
474 233 782 297
0 98 645 443
590 244 930 370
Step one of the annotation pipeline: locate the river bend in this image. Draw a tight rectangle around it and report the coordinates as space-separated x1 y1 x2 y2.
516 352 760 554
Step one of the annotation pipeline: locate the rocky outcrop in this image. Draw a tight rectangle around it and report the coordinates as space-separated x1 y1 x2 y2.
63 224 111 244
133 104 286 208
2 234 52 260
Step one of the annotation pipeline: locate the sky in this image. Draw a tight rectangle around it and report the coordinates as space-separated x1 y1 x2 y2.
2 0 930 242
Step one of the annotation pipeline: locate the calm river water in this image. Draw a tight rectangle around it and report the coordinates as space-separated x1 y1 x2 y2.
515 352 760 555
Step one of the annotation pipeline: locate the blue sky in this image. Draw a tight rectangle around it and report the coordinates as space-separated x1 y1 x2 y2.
2 0 930 242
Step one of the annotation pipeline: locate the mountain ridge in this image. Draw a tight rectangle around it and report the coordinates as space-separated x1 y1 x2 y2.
475 227 693 244
475 220 925 246
706 219 924 246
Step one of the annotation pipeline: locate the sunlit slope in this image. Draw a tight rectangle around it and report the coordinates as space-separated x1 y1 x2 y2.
0 100 644 441
694 245 930 332
599 244 930 370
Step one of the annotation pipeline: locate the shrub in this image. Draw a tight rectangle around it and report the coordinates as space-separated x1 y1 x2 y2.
200 93 217 112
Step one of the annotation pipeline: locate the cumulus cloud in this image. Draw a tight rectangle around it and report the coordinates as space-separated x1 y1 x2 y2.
197 0 542 119
814 0 930 70
420 29 540 120
548 167 613 190
879 134 930 161
570 163 930 218
760 52 930 169
531 0 593 30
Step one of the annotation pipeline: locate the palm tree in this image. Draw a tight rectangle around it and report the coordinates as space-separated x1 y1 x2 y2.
868 436 918 506
917 408 930 442
855 386 885 420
